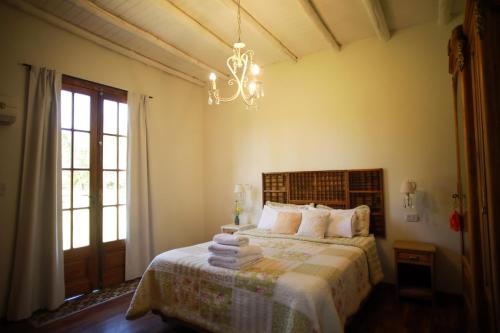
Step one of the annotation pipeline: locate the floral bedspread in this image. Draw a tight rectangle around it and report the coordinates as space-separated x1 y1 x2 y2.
126 229 383 333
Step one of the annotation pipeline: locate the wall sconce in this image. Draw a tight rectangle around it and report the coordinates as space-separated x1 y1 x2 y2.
400 179 417 208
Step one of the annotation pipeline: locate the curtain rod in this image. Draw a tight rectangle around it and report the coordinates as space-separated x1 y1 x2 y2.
20 63 153 99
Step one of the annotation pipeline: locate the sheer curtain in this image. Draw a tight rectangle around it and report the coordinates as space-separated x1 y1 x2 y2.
7 67 65 320
125 93 154 280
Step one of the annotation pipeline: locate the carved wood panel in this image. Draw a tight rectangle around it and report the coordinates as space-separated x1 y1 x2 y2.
262 169 385 237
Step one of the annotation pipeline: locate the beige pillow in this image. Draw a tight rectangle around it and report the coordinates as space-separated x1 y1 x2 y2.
296 210 330 238
353 205 370 236
271 211 302 234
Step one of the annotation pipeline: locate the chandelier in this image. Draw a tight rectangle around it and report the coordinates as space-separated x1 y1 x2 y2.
208 0 263 107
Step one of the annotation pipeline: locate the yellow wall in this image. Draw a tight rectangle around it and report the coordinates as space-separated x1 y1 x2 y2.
0 1 464 318
0 2 205 316
203 19 462 293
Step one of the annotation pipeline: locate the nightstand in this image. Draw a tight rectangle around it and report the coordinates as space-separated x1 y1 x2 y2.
220 224 255 234
394 240 436 305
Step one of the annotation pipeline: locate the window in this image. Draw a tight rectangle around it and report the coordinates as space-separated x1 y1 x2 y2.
61 75 128 297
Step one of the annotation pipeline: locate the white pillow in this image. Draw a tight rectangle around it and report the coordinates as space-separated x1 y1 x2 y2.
296 210 330 238
316 204 370 237
257 205 280 229
266 201 313 210
326 208 356 238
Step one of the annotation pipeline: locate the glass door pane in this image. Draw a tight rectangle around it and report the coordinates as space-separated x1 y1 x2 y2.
102 206 117 242
74 93 91 131
73 209 90 248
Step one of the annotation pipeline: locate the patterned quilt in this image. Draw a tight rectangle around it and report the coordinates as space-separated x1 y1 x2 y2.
126 229 384 333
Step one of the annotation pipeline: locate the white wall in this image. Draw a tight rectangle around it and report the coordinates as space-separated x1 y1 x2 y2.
203 20 462 293
0 2 205 317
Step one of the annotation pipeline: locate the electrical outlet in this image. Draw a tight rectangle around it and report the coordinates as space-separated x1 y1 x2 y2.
405 213 419 222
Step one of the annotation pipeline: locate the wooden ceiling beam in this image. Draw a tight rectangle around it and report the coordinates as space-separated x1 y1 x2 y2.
361 0 391 41
297 0 341 51
218 0 298 62
437 0 453 26
5 0 205 86
152 0 233 52
69 0 229 79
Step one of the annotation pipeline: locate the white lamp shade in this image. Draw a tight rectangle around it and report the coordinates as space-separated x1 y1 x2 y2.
400 180 417 194
234 184 244 193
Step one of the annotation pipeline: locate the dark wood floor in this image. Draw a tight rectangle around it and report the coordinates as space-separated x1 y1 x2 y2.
346 284 465 333
2 283 464 333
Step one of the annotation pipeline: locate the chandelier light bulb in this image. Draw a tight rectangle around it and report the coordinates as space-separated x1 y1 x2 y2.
251 64 260 76
248 81 257 94
209 72 217 90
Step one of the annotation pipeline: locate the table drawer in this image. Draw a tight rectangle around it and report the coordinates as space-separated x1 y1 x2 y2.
397 251 431 264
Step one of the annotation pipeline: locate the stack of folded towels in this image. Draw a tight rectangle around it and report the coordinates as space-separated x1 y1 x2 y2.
208 233 263 270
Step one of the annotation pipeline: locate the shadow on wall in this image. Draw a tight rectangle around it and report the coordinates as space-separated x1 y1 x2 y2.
415 190 440 227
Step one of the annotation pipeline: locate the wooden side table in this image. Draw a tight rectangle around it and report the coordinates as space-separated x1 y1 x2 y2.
220 224 255 235
394 240 436 305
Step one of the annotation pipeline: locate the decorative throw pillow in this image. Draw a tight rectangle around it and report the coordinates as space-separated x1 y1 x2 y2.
258 202 312 230
296 210 330 238
325 208 356 238
271 211 302 234
353 205 370 236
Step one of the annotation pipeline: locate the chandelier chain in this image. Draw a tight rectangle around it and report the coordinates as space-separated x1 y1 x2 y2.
237 0 241 42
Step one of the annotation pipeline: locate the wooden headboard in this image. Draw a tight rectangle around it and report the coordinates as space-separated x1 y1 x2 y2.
262 169 385 237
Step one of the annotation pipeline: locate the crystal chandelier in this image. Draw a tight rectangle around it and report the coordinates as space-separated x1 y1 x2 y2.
208 0 263 107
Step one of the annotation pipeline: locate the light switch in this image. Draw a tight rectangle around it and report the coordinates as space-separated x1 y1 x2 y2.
405 212 419 222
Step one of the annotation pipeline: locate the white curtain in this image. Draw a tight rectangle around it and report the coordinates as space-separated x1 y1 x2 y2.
7 67 64 320
125 93 154 280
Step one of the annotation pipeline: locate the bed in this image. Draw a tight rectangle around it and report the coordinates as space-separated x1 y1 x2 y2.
126 169 385 332
126 230 383 332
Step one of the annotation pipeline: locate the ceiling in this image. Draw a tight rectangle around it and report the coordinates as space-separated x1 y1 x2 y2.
10 0 465 85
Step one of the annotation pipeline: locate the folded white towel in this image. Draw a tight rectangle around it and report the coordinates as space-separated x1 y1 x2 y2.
208 243 263 257
213 233 249 246
208 254 263 270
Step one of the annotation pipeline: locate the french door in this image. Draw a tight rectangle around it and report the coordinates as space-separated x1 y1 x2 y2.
61 75 128 298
